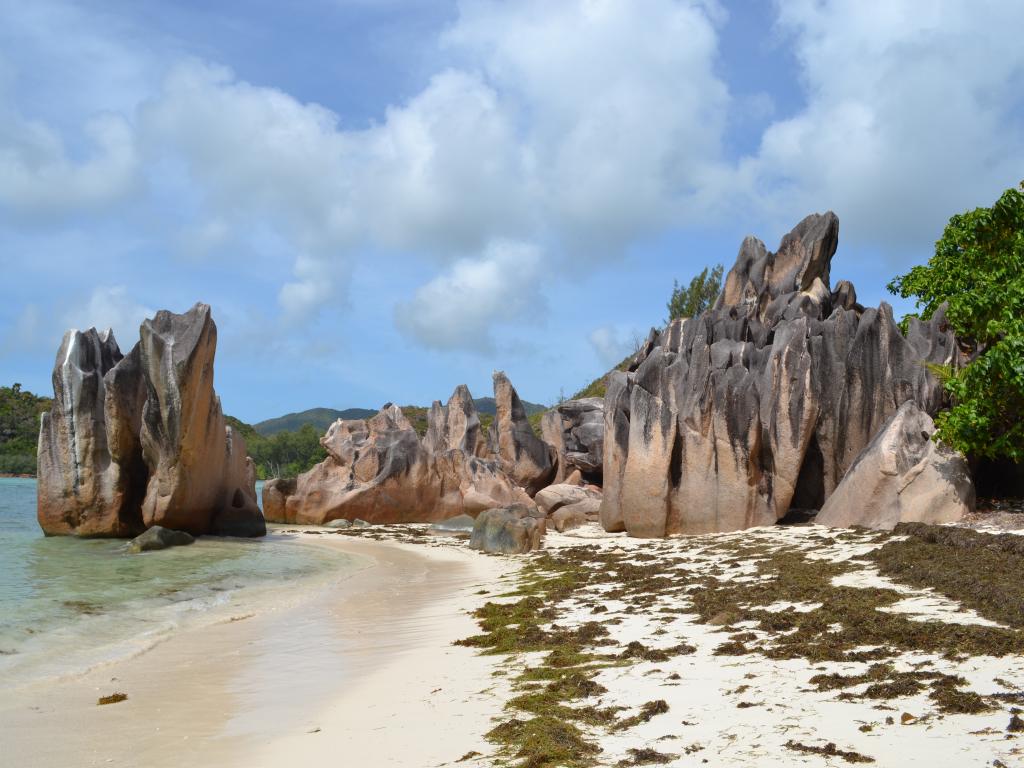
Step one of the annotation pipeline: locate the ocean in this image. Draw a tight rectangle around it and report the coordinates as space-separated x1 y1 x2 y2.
0 478 352 689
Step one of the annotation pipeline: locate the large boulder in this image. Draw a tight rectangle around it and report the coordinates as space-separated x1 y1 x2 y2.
137 305 264 537
534 483 601 516
816 401 974 530
277 388 531 525
261 477 297 524
540 398 604 484
489 372 556 495
37 329 147 537
469 505 545 554
601 213 963 537
37 304 265 539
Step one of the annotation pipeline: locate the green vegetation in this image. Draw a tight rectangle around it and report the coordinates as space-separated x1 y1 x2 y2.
0 384 51 475
666 263 723 322
254 407 375 436
226 417 326 480
888 182 1024 461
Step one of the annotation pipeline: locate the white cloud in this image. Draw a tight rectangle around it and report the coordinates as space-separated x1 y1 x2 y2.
588 325 641 368
0 110 139 215
718 0 1024 247
394 240 544 351
65 286 154 346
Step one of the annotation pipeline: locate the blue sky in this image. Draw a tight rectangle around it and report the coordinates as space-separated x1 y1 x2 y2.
1 0 1022 423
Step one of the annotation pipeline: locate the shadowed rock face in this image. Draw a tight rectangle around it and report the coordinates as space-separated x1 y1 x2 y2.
540 398 604 484
489 371 555 495
270 388 531 525
602 212 964 537
37 329 147 537
37 303 264 538
816 401 974 530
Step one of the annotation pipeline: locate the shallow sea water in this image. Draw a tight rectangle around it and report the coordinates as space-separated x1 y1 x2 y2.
0 478 352 687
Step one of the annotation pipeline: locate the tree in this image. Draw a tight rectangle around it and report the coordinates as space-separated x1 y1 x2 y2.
888 182 1024 462
666 264 724 322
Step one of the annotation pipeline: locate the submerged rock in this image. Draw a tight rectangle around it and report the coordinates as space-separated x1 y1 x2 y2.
816 401 974 530
469 505 545 554
602 213 962 537
126 525 195 553
37 303 265 539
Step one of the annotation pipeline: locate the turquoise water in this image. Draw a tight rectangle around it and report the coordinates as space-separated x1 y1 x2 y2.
0 478 349 687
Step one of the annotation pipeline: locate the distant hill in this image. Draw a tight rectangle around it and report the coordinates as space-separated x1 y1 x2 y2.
0 384 52 475
254 407 377 436
254 398 546 436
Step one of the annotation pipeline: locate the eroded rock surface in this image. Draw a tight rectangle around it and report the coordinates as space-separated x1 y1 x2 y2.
540 398 604 484
37 304 264 538
37 329 147 537
816 401 974 530
469 505 545 554
602 212 962 537
489 372 555 495
271 388 532 525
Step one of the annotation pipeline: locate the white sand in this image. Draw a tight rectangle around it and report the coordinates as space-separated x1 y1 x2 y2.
0 532 518 768
540 524 1024 767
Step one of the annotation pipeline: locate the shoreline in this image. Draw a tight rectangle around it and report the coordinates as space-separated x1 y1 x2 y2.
1 529 519 768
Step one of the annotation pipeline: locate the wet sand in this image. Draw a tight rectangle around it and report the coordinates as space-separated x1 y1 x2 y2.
1 533 517 768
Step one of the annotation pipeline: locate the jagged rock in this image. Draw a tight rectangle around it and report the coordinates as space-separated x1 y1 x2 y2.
540 398 604 484
279 388 531 525
489 371 555 495
602 213 963 537
469 505 545 554
534 483 600 516
126 525 195 553
37 303 265 539
37 329 147 537
423 384 489 457
138 305 264 537
262 477 297 523
816 401 974 530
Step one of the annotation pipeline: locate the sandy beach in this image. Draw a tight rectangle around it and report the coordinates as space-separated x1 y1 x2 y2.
1 530 518 768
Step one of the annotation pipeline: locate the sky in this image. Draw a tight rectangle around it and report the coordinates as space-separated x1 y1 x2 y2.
1 0 1022 423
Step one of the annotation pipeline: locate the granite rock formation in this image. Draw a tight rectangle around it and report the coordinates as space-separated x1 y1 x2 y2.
601 212 963 537
266 387 532 525
489 371 556 495
469 505 545 554
37 329 147 537
540 398 604 484
37 304 264 538
816 401 974 530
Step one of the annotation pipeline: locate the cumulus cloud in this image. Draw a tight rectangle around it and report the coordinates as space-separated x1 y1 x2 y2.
0 110 138 215
588 325 641 368
64 286 154 344
394 240 544 351
717 0 1024 248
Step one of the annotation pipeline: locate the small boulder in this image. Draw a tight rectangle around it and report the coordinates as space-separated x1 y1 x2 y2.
550 506 589 533
325 518 352 529
469 506 544 554
352 519 371 528
535 483 600 515
429 514 476 537
127 526 195 553
262 477 297 524
816 400 975 530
